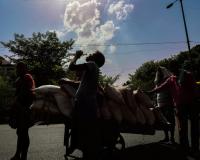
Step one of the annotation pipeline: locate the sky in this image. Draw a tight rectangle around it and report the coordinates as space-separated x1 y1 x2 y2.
0 0 200 85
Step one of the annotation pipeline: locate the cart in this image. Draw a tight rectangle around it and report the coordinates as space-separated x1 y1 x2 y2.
63 117 168 160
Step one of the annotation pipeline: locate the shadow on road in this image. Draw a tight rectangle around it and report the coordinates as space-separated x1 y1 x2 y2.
108 142 189 160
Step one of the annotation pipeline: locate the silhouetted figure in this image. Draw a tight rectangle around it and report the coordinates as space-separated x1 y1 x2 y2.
10 62 35 160
68 50 105 160
177 61 199 158
149 66 179 144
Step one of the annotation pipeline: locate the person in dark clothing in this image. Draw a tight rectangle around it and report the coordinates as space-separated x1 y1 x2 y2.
10 62 35 160
149 66 179 144
68 50 105 160
177 61 199 158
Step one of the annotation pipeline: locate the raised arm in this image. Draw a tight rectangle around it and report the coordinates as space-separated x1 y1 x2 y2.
68 50 87 71
151 77 170 93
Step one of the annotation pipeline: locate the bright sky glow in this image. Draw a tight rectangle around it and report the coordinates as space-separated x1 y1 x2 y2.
1 0 200 84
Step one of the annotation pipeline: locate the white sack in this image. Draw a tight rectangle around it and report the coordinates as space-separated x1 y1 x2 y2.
120 104 137 125
139 105 155 125
104 85 125 105
34 85 61 95
134 89 154 108
61 84 76 97
30 98 61 123
99 99 112 120
31 91 73 118
107 100 123 124
54 92 73 118
119 87 138 114
135 107 146 125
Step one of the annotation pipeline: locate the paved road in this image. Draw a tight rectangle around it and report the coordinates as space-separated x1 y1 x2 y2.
0 124 194 160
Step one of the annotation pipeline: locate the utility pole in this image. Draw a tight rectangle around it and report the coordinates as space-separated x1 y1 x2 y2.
166 0 191 54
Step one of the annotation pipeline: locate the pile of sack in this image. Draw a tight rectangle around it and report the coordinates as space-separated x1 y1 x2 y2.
31 83 167 126
30 84 75 123
99 85 157 126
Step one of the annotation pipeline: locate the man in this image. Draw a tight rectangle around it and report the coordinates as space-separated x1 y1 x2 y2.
68 50 105 160
149 66 179 144
177 61 199 158
11 62 35 160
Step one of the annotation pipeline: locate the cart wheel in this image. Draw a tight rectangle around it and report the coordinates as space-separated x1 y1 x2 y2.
114 134 125 151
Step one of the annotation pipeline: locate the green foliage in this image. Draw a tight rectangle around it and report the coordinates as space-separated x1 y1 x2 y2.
99 73 120 87
1 31 74 86
0 76 9 90
0 76 14 108
125 45 200 91
125 61 158 90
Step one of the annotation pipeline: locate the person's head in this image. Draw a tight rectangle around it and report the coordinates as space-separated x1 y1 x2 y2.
154 66 172 85
16 61 28 76
86 50 105 68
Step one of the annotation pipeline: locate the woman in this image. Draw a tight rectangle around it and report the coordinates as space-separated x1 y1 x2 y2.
11 62 35 160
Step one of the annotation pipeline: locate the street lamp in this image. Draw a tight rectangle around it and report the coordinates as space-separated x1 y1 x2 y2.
166 0 191 54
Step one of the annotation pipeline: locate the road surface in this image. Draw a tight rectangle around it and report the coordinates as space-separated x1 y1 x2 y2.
0 124 195 160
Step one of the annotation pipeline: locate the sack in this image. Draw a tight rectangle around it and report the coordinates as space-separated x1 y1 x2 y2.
104 85 125 104
119 87 138 114
107 100 123 124
139 105 155 125
54 93 73 118
134 89 153 108
99 99 112 120
34 85 61 95
60 84 76 97
135 107 146 125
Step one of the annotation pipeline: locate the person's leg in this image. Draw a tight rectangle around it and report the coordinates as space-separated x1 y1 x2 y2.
159 107 169 142
170 124 175 143
82 119 100 160
64 124 70 155
159 130 169 142
178 105 189 151
190 106 199 152
168 107 176 143
20 127 30 160
10 129 21 160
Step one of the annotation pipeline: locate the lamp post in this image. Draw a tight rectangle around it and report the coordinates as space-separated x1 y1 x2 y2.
166 0 191 54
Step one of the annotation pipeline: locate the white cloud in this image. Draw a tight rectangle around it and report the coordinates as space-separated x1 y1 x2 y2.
105 58 112 64
63 0 119 53
55 30 65 38
108 0 134 20
75 21 118 52
63 0 100 31
108 45 117 54
49 29 66 39
61 0 133 53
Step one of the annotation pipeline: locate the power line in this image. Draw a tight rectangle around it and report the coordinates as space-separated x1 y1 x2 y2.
0 41 199 49
73 41 199 47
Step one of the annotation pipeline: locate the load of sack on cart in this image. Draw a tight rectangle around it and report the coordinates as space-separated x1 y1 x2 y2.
30 79 170 133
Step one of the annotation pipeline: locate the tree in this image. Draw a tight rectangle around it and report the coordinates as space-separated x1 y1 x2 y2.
0 75 14 109
125 61 158 90
125 45 200 91
1 31 74 86
99 74 120 87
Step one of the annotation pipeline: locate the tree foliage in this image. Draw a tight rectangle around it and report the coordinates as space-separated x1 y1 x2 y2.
1 31 74 86
0 75 14 108
125 45 200 90
99 74 120 87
